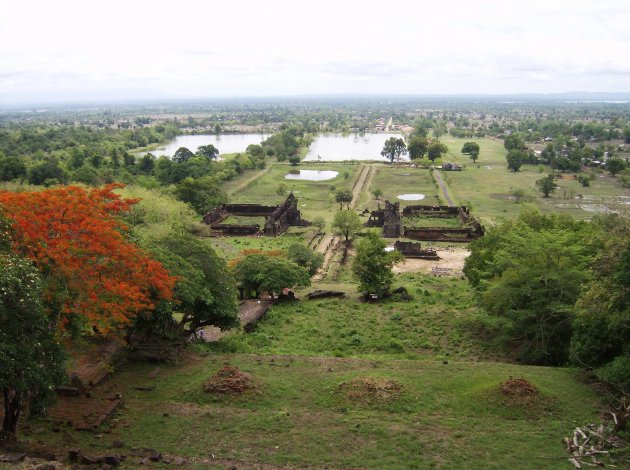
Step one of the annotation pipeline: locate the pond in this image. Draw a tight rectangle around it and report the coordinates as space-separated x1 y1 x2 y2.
134 134 269 158
284 170 339 181
303 133 408 162
397 194 426 201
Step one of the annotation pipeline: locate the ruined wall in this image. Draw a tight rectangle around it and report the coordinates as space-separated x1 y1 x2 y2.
393 240 440 259
404 227 479 242
382 201 402 238
264 193 309 236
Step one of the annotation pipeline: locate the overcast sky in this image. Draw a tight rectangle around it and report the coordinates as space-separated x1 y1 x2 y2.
1 0 629 104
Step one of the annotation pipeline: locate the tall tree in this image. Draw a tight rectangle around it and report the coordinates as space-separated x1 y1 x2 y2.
335 189 353 209
535 174 558 198
172 147 195 163
332 210 362 242
196 144 220 160
233 254 310 299
407 136 429 160
0 184 175 333
352 231 402 297
506 149 525 172
381 137 407 163
0 250 66 443
461 142 480 163
427 141 448 161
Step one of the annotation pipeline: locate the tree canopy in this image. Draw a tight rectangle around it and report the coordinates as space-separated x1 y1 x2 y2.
233 254 310 299
352 231 402 297
381 137 407 163
0 184 176 333
535 174 558 198
332 210 363 242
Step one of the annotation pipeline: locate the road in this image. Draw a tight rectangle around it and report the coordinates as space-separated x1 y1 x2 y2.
433 170 455 206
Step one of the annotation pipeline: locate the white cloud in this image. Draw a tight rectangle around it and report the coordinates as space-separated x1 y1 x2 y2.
1 0 629 102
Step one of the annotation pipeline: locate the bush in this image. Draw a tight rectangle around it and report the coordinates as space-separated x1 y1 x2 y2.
596 356 630 391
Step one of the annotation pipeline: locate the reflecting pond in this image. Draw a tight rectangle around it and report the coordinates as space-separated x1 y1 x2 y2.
397 194 426 201
304 133 408 162
134 134 269 158
284 170 339 181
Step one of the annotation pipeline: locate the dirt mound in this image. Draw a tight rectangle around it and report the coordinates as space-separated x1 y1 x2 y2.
203 366 257 395
500 377 539 401
337 377 403 404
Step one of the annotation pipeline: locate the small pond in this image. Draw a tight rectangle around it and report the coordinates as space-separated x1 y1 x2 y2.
284 170 339 181
397 193 426 201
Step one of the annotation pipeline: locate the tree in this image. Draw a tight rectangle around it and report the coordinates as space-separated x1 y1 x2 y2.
407 136 429 160
0 251 66 443
233 254 310 299
172 147 195 163
427 141 448 161
0 156 27 182
311 216 326 234
174 177 227 215
371 188 383 200
28 159 67 186
624 127 630 144
536 174 558 198
463 208 598 364
606 158 626 176
287 243 324 276
506 149 525 172
461 142 480 163
380 137 407 163
332 210 362 242
196 144 220 160
504 133 525 151
352 231 402 297
335 189 353 209
140 232 238 333
0 184 176 333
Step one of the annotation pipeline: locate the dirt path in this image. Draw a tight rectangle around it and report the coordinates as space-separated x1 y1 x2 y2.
228 163 274 196
313 234 341 282
351 165 371 208
393 247 470 276
433 170 455 206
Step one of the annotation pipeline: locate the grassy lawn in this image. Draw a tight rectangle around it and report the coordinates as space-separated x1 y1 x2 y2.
30 351 601 469
368 166 442 210
439 136 630 224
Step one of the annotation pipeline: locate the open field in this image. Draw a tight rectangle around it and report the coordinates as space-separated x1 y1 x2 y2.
27 350 601 469
439 136 630 224
367 166 442 210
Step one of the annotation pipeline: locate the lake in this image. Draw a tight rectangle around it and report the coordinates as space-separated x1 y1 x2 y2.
304 133 408 162
134 134 269 158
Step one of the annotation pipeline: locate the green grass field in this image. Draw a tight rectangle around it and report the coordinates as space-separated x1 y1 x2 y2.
439 136 630 224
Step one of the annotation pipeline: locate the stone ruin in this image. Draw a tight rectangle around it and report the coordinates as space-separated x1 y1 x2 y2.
393 240 440 259
202 193 310 236
366 203 484 242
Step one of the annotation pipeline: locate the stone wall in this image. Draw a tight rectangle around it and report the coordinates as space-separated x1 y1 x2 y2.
393 240 440 259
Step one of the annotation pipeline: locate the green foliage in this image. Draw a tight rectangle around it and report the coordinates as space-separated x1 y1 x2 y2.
0 251 66 438
174 176 227 215
287 243 324 276
0 156 27 181
427 141 448 161
371 187 383 200
352 231 402 297
334 189 353 209
407 136 429 160
535 174 558 198
311 216 326 233
606 158 626 176
572 221 630 389
142 231 238 332
380 137 407 163
196 144 219 160
506 149 525 172
28 159 68 185
503 133 524 151
595 356 630 391
332 210 362 241
461 142 480 162
464 207 599 364
234 254 310 298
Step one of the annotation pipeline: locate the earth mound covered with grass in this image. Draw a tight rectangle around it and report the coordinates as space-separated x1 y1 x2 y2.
203 366 257 395
337 377 403 405
500 377 539 403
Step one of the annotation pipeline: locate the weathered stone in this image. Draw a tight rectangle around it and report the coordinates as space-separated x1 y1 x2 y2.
80 454 98 465
99 454 120 466
0 453 26 463
67 448 81 462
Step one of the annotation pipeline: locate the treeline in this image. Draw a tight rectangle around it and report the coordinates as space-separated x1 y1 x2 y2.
0 123 310 216
464 207 630 390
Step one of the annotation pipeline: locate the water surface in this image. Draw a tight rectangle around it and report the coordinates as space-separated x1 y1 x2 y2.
134 134 269 158
304 133 408 162
397 194 426 201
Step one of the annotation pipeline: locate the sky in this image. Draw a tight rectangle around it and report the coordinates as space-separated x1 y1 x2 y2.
1 0 630 104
